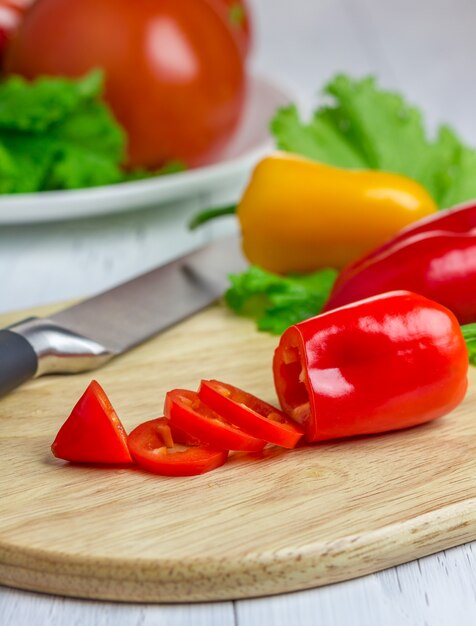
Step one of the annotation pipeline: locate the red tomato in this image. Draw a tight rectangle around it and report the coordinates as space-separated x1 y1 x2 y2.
207 0 252 58
0 0 31 59
5 0 246 169
51 380 133 464
165 389 266 452
198 380 304 449
127 417 228 477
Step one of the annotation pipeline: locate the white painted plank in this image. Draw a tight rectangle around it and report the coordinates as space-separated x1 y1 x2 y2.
236 545 476 626
236 574 418 626
0 587 235 626
376 544 476 626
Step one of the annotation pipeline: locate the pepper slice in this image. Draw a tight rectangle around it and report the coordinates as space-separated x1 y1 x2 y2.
274 291 468 442
51 380 133 464
165 389 266 452
127 417 228 476
198 380 303 449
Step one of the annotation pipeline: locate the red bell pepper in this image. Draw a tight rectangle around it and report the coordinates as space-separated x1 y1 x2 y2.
273 291 468 442
325 201 476 322
336 200 476 288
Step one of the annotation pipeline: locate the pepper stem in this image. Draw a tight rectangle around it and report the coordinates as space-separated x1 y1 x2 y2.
188 205 237 230
460 323 476 365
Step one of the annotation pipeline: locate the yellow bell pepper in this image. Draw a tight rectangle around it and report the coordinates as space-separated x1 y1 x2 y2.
237 152 438 274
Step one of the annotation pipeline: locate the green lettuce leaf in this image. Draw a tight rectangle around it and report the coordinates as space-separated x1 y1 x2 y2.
0 72 125 193
225 266 338 335
0 70 104 133
271 74 476 208
460 324 476 366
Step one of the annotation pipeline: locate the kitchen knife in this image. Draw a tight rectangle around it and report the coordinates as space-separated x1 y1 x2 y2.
0 236 247 397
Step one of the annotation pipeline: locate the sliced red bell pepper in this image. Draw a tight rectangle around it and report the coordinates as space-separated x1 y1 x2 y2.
165 389 266 452
51 380 133 464
198 379 303 448
273 291 468 442
127 417 228 476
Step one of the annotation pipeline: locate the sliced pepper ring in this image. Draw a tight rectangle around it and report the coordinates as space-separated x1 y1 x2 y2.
165 389 266 452
198 379 304 449
127 417 228 477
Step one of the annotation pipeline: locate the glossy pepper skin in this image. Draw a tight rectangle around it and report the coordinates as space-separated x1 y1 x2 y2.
324 203 476 323
237 152 437 274
334 199 476 291
273 291 468 442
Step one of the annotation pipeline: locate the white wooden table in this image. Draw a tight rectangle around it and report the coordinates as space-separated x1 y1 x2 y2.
2 0 476 623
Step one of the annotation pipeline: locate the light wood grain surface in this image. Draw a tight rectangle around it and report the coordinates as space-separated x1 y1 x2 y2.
1 301 476 603
3 0 476 623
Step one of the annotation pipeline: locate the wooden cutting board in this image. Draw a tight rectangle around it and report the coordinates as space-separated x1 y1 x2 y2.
1 301 476 603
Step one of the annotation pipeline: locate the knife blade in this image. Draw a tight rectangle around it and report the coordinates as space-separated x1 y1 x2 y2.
0 236 247 397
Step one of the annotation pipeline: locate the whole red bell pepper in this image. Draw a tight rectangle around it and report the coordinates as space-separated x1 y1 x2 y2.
324 201 476 323
336 199 476 289
273 291 468 442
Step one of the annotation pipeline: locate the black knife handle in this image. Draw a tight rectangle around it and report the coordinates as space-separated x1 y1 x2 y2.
0 330 38 397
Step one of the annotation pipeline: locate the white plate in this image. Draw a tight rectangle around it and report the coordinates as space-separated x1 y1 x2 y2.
0 74 292 224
